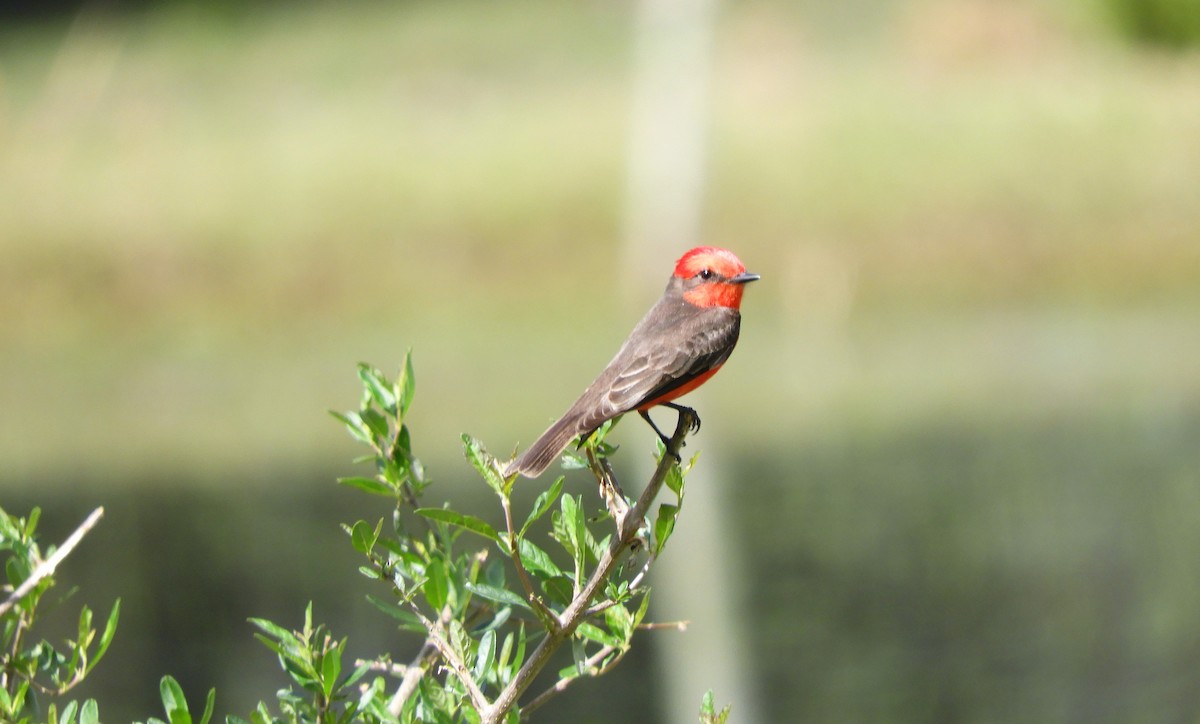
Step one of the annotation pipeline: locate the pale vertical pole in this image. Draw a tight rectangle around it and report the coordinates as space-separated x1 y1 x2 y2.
620 0 714 290
621 0 762 721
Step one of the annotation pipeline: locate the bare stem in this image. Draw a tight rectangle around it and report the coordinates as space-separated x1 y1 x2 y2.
0 507 104 618
387 605 452 716
587 446 629 527
406 603 491 713
501 495 559 631
519 642 627 718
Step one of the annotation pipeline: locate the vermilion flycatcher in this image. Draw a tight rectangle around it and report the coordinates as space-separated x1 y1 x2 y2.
505 246 759 478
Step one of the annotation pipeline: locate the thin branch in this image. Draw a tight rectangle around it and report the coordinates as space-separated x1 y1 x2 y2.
626 551 656 591
585 541 660 618
521 620 688 714
386 604 450 717
358 659 411 677
501 495 559 631
519 642 627 718
479 409 696 724
405 602 491 713
637 620 689 632
587 446 629 527
621 412 694 540
388 550 494 715
0 507 104 618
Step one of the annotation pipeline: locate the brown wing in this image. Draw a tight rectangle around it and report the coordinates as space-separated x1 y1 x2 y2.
506 298 740 478
570 303 741 434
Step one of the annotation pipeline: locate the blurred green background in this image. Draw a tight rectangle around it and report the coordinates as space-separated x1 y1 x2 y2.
2 0 1199 720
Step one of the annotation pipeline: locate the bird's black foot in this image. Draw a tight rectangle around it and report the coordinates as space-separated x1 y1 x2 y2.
638 405 702 463
661 402 701 435
637 409 674 449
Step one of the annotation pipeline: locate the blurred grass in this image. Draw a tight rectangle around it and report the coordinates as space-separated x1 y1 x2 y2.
1 0 1197 482
2 0 1200 719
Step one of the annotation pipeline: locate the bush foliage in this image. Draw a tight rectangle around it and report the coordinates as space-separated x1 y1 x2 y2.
3 355 728 722
1105 0 1200 48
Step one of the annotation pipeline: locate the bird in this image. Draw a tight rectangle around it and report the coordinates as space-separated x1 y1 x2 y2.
505 246 759 478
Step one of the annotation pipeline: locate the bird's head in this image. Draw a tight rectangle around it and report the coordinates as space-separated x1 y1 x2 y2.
672 246 760 309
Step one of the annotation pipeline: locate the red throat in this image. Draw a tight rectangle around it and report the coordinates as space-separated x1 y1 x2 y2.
683 283 746 309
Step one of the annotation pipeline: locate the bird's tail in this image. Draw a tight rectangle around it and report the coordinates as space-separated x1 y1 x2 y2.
504 414 583 478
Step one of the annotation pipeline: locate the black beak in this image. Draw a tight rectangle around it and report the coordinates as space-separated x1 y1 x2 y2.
730 272 761 285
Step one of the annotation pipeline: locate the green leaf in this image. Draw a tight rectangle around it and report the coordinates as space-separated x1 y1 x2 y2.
550 511 573 560
79 699 99 724
484 559 507 588
554 495 585 560
159 676 189 721
541 575 574 607
359 407 390 440
571 636 589 675
250 631 284 660
462 434 505 495
464 582 530 611
320 640 342 700
358 363 398 414
511 622 527 675
576 621 622 648
495 631 515 685
424 559 449 611
330 410 373 446
341 657 373 692
478 605 512 634
556 494 588 578
365 595 426 633
589 532 610 563
77 604 93 647
605 578 629 603
586 416 618 448
632 589 652 629
5 556 27 590
520 477 564 537
415 508 502 544
604 602 633 643
338 475 393 496
653 503 679 556
558 448 589 470
473 629 496 681
247 617 294 645
397 351 416 416
56 701 78 724
94 598 121 666
350 519 382 554
395 423 414 461
517 538 563 579
198 687 216 724
449 619 469 660
699 689 731 724
665 462 684 497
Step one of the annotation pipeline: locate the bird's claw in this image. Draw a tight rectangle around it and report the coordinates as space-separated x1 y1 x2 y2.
673 405 701 435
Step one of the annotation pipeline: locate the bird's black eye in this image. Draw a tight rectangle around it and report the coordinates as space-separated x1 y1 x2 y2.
698 268 714 280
